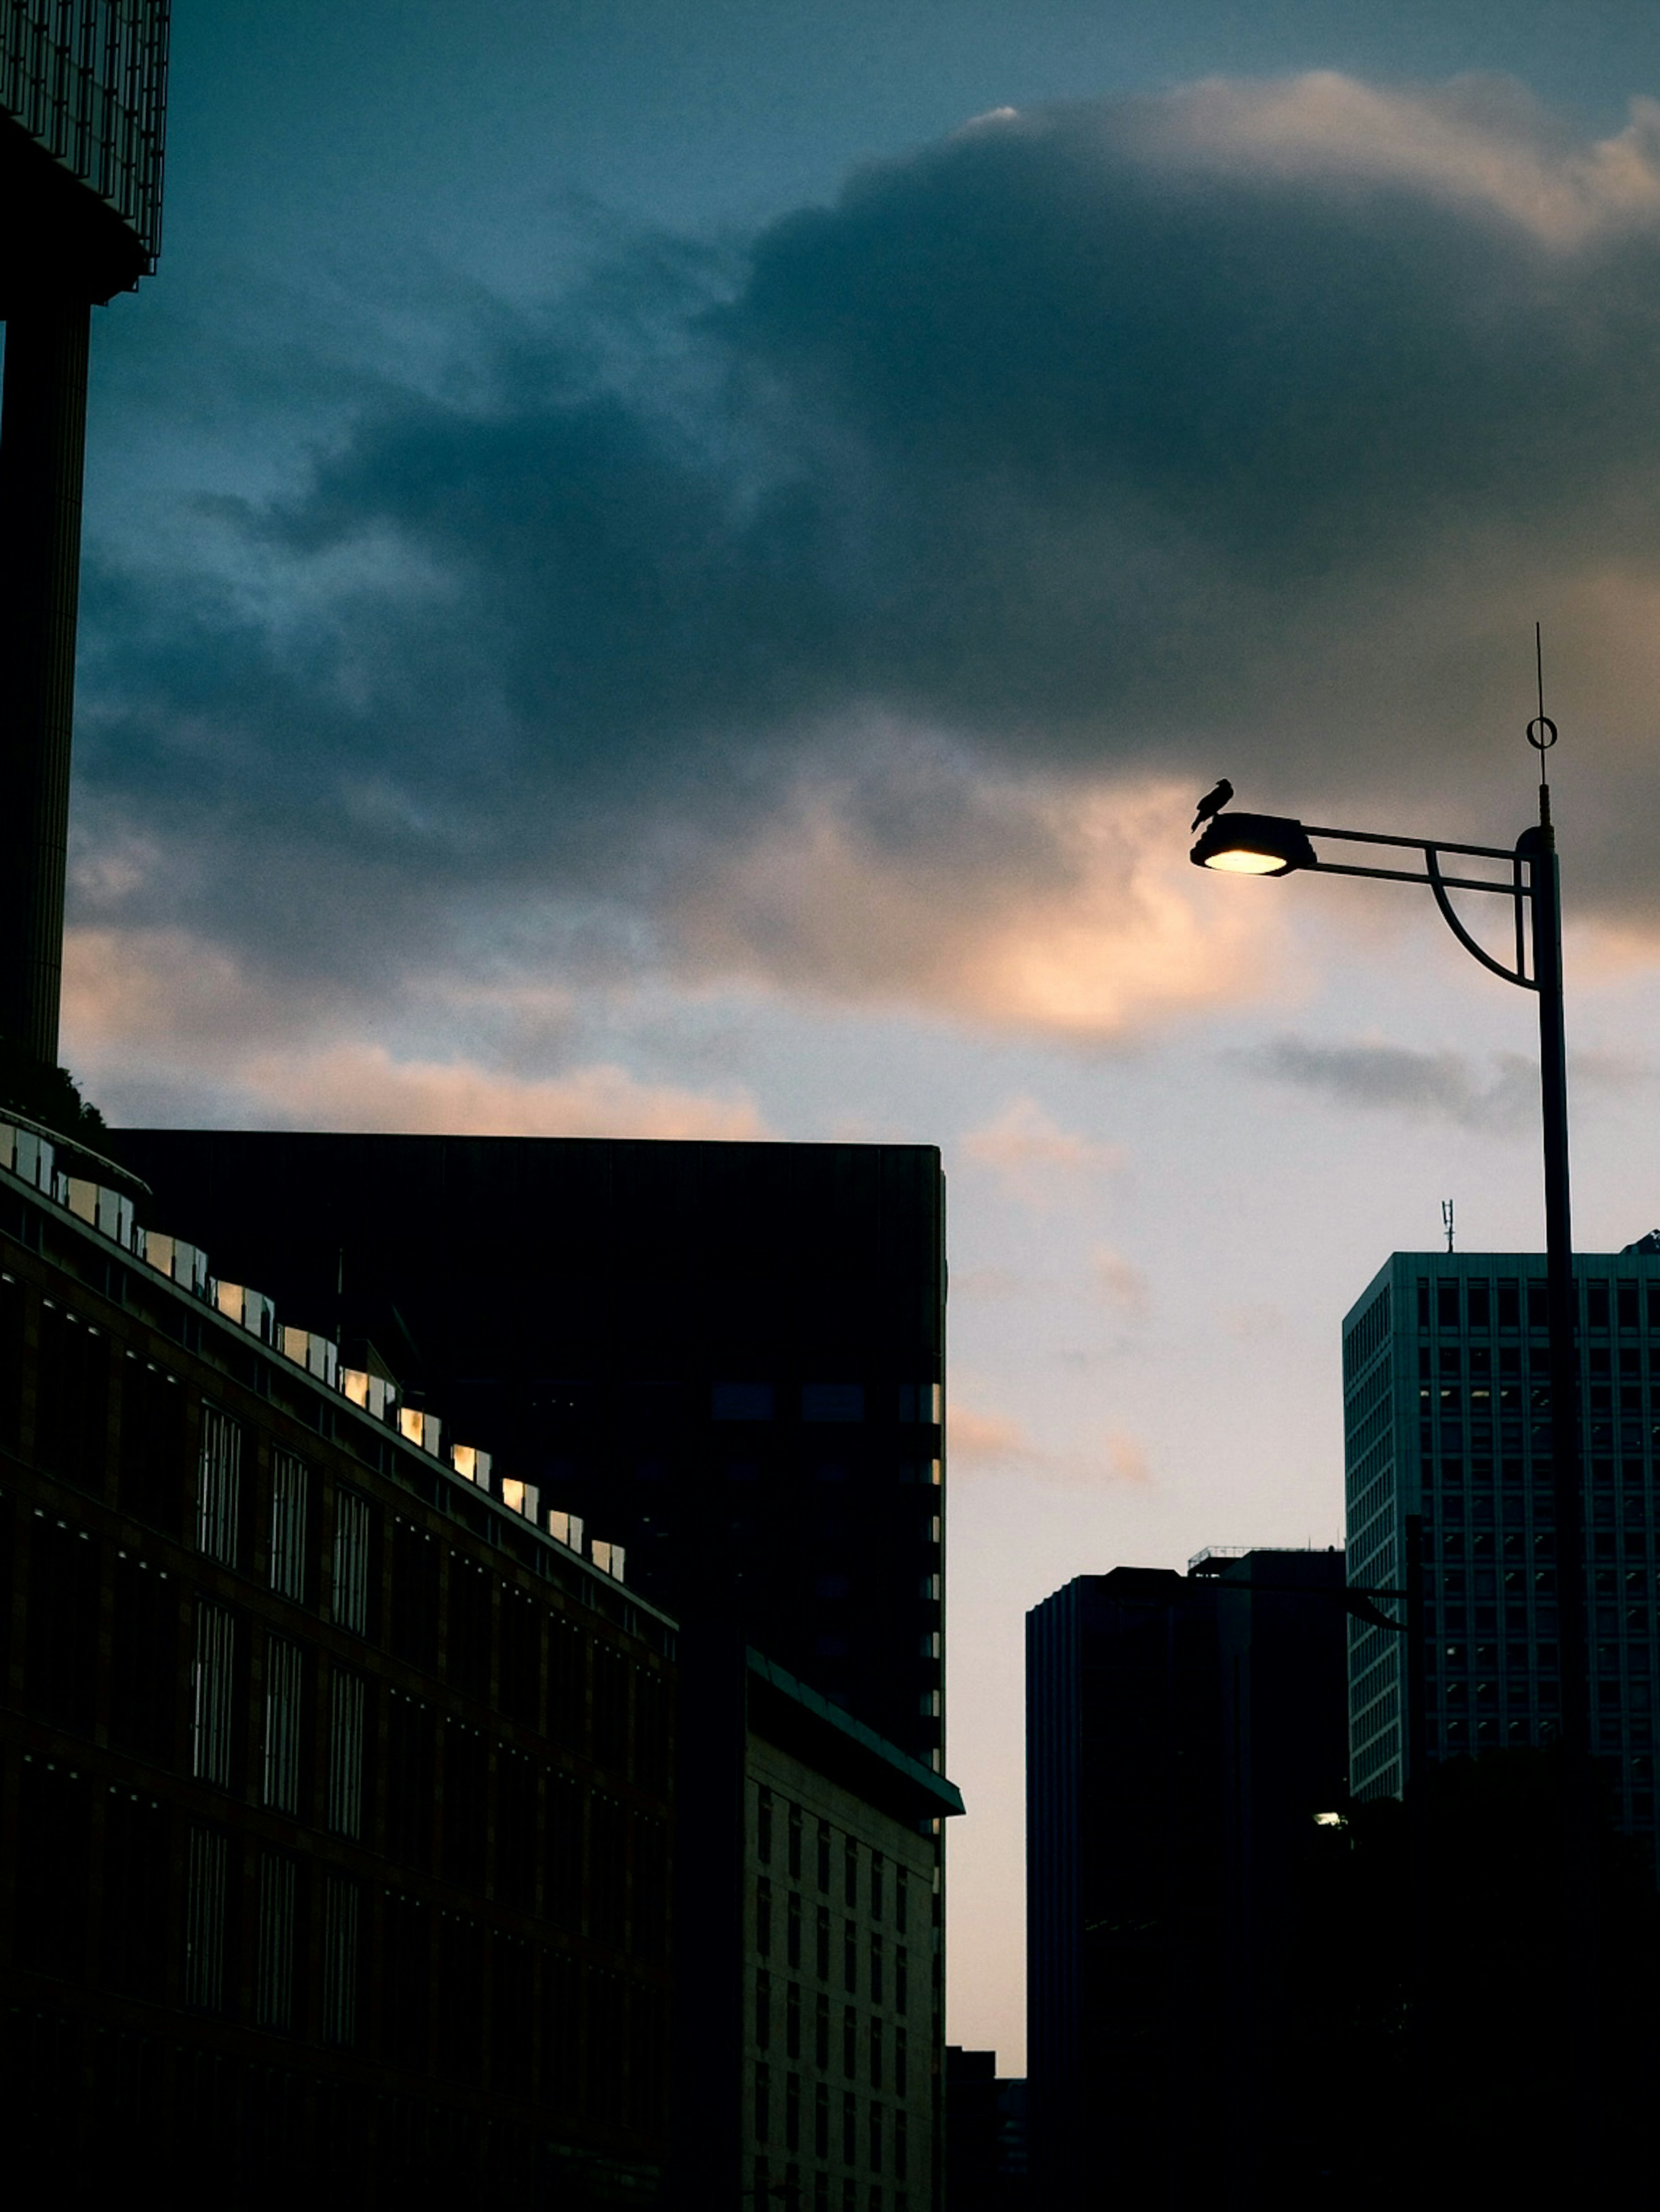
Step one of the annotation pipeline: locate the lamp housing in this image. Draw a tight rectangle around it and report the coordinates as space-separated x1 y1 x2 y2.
1189 811 1318 877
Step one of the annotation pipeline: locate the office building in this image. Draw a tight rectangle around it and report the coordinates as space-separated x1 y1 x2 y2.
2 2 169 1065
0 1122 674 2202
115 1131 948 1770
1343 1244 1660 1871
1025 1549 1347 2203
674 1635 961 2209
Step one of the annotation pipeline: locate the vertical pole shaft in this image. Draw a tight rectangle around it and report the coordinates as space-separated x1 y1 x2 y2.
0 295 93 1069
1530 828 1598 2176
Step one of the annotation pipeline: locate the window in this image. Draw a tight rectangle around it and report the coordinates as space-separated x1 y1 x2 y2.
871 1853 884 1922
844 1920 858 1993
843 2003 856 2077
183 1825 229 2011
815 2081 830 2160
870 2015 884 2090
788 1894 803 1969
894 2109 908 2183
842 2091 857 2164
191 1602 235 1788
816 1905 830 1981
268 1450 308 1600
868 2103 883 2175
255 1852 299 2031
263 1636 303 1813
757 1785 773 1865
328 1667 366 1839
332 1488 371 1634
815 1993 830 2069
755 2062 772 2142
322 1874 361 2046
844 1839 859 1906
786 1979 801 2059
197 1406 241 1565
803 1383 864 1423
895 1947 908 2015
894 1869 908 1935
870 1934 884 2006
894 2026 907 2096
817 1819 832 1892
755 1968 772 2049
789 1801 803 1878
786 2071 801 2151
714 1382 774 1422
757 1877 773 1959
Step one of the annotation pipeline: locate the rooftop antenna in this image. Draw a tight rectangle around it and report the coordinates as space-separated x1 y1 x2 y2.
1442 1199 1456 1255
1528 620 1558 829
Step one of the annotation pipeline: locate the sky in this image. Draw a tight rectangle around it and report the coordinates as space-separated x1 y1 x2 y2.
51 2 1660 2068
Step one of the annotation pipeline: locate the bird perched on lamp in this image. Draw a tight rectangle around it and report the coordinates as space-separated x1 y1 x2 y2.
1190 778 1233 833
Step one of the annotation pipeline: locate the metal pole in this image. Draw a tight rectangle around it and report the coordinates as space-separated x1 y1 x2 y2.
1526 817 1599 2175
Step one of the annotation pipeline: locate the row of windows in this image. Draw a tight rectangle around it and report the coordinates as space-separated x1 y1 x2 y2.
12 1757 664 2124
753 1976 910 2090
755 2160 910 2212
1416 1278 1660 1333
712 1383 942 1425
9 1492 665 1792
753 2064 912 2180
757 1787 912 1930
1421 1344 1660 1382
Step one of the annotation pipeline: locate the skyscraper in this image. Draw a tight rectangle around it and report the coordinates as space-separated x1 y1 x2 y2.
1343 1241 1660 1871
2 3 169 1064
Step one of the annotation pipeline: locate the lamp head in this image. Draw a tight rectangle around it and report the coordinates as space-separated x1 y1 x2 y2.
1189 811 1318 877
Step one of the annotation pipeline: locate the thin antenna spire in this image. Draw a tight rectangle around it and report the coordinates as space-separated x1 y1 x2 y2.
1442 1198 1455 1255
1528 621 1558 829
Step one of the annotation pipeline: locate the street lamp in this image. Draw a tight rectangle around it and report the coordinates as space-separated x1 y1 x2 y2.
1192 718 1599 2159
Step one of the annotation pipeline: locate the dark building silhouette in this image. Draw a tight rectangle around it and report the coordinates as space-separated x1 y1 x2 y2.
1344 1244 1660 1871
944 2047 1027 2212
0 1126 675 2202
115 1130 949 1771
1025 1549 1347 2207
2 5 169 1064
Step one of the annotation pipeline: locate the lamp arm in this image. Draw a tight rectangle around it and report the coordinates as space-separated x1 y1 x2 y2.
1425 845 1537 993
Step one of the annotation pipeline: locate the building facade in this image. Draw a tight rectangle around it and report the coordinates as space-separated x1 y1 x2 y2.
741 1651 958 2212
1025 1551 1347 2205
0 1125 674 2202
1343 1244 1660 1872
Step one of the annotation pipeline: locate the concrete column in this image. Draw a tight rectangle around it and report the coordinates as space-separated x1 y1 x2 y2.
0 293 92 1068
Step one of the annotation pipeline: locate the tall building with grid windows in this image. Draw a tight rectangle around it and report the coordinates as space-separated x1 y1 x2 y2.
1343 1242 1660 1868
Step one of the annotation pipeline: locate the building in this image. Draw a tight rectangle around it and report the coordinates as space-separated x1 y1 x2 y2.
2 2 169 1065
943 2048 1028 2212
1342 1243 1660 1870
0 1120 675 2202
1025 1550 1347 2205
114 1131 949 1771
674 1638 961 2209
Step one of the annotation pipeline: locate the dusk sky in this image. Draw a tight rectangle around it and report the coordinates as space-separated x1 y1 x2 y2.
62 3 1660 2065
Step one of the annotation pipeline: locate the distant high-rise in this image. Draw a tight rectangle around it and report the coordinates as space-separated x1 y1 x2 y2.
1025 1551 1347 2204
1 3 170 1064
1343 1242 1660 1871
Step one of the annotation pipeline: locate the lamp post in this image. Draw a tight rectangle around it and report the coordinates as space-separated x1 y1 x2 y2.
1191 734 1598 2169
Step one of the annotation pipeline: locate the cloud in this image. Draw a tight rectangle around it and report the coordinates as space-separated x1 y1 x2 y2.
59 927 765 1139
960 1097 1124 1205
1244 1035 1539 1131
71 71 1660 1061
1105 1428 1153 1487
948 1407 1034 1466
1092 1246 1151 1318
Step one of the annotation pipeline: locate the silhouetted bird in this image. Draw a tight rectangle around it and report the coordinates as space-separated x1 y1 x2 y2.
1190 778 1233 833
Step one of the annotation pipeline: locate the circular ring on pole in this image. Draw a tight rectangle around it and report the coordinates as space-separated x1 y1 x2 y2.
1528 715 1558 752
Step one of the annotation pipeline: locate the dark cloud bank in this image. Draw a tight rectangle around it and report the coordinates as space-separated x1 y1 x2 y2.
74 75 1660 1012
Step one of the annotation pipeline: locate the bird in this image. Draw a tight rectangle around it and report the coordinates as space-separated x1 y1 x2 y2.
1190 778 1233 833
